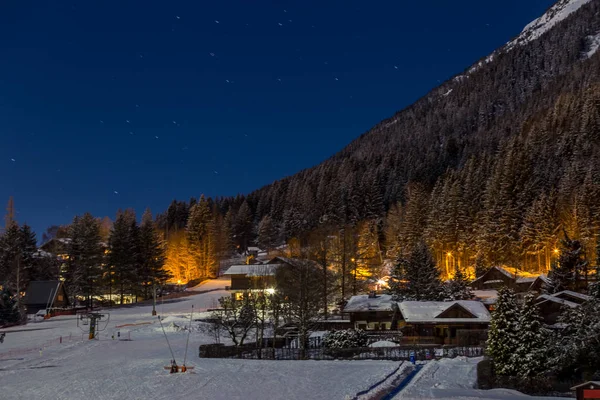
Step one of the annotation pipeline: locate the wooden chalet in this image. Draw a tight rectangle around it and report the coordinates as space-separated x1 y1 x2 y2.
343 295 491 345
536 290 592 325
223 257 321 300
471 266 540 292
23 280 69 315
398 301 490 345
342 293 399 330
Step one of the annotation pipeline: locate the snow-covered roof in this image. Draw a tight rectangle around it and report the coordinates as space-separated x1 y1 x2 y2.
343 294 396 313
571 381 600 390
515 277 536 284
223 264 282 276
553 290 591 302
399 301 490 324
473 290 498 305
535 295 579 308
247 247 261 252
483 279 504 285
33 249 54 259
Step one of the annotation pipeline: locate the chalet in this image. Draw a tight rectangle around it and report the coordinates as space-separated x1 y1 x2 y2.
224 257 321 300
398 301 490 345
536 290 592 325
343 295 491 345
23 280 69 315
342 294 399 330
471 266 540 292
536 290 591 327
528 274 551 293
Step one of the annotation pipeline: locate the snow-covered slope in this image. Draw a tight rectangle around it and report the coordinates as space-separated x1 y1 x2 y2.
507 0 593 49
462 0 593 77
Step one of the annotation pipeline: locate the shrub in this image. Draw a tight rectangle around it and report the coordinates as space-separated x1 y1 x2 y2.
323 329 368 349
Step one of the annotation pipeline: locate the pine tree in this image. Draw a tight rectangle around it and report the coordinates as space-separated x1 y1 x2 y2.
513 292 548 378
66 213 105 308
486 287 520 376
187 197 212 278
444 266 473 300
108 210 140 304
546 233 588 294
0 287 20 325
18 224 37 292
0 223 21 289
234 200 253 252
257 215 277 251
138 209 169 299
389 241 444 301
473 253 488 278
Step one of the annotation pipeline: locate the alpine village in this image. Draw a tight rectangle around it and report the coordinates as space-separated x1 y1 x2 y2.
2 0 600 399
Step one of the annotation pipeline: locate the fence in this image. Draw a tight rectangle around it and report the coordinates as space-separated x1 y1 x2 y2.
199 344 483 361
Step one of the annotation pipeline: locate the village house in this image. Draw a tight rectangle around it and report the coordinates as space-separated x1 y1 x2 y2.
536 290 592 326
342 294 491 345
23 280 70 315
470 266 540 292
223 256 321 300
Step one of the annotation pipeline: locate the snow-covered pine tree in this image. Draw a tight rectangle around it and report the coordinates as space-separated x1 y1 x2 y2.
512 292 548 378
552 297 600 379
389 240 443 301
444 266 474 300
546 233 588 294
486 287 520 376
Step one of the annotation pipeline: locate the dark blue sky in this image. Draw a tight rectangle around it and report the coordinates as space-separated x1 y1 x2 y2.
1 0 555 237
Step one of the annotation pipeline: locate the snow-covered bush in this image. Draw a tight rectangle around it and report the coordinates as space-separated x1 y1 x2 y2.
323 329 368 349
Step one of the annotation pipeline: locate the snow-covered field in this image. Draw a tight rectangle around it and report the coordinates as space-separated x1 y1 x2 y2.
0 278 401 400
393 357 571 400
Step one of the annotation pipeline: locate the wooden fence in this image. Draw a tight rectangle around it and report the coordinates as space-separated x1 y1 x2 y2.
199 344 484 361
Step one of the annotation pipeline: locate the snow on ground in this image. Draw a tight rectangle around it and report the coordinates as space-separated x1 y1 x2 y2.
393 357 571 400
0 277 401 400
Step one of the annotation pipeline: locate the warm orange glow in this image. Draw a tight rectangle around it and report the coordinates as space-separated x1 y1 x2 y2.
447 252 452 257
553 248 560 255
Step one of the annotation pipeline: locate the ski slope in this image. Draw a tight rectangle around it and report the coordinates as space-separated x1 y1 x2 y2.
0 278 400 400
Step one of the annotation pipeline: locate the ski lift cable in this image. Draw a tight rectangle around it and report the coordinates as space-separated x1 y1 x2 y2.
183 304 194 367
158 315 176 363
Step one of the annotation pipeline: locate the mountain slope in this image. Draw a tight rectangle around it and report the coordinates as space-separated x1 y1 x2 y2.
239 0 600 257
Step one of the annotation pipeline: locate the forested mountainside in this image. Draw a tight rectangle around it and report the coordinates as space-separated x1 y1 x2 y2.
156 0 600 279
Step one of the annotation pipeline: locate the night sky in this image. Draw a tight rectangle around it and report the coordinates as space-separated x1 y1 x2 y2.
1 0 555 238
